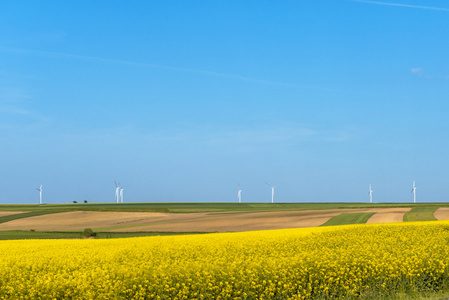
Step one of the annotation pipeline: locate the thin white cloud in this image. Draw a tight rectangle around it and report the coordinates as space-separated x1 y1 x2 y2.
0 46 290 86
411 68 423 76
351 0 449 12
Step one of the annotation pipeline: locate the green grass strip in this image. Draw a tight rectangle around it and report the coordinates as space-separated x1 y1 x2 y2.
403 206 438 222
0 230 211 240
94 231 212 239
0 231 82 240
321 212 376 227
0 211 65 225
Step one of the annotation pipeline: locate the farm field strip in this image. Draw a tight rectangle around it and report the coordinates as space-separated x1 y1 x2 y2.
0 211 65 225
0 211 28 217
0 207 416 239
433 207 449 220
110 209 372 232
0 209 353 232
94 222 173 231
320 212 375 226
0 211 171 232
366 207 411 223
2 222 449 299
0 206 445 233
0 230 211 240
404 207 438 222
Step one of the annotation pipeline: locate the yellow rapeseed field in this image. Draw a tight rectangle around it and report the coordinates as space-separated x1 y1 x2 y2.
1 221 449 299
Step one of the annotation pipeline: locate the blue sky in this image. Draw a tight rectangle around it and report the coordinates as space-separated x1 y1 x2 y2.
1 0 448 204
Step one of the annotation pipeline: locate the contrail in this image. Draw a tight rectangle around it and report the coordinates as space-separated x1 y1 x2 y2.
0 46 290 86
351 0 449 12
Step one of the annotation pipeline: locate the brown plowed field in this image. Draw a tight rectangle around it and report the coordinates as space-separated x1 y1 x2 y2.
112 209 371 233
365 208 410 223
0 208 419 232
0 211 171 232
434 208 449 220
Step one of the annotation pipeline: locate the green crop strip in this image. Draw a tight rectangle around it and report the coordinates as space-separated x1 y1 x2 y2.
0 230 211 240
403 206 438 222
0 211 65 225
321 212 376 227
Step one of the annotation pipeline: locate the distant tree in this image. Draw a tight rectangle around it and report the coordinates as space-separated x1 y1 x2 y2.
82 228 96 238
84 200 88 203
73 201 77 204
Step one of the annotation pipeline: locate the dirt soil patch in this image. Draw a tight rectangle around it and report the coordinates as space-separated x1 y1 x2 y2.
0 212 28 217
0 211 171 231
366 208 411 223
433 208 449 220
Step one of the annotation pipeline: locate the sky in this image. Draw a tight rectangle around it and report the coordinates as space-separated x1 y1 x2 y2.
1 0 448 204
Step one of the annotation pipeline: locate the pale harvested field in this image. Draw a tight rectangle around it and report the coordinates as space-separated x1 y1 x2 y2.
0 211 28 217
434 208 449 220
0 208 417 232
112 209 371 233
366 208 411 224
0 211 172 231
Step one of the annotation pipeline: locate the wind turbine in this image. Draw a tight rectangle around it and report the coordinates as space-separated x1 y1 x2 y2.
411 177 417 203
368 182 373 203
120 185 124 203
238 183 242 203
36 184 42 204
114 181 120 203
265 182 277 203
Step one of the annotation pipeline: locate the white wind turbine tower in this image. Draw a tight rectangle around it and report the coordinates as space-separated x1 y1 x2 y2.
265 182 277 203
411 177 417 203
120 185 124 203
36 184 42 204
368 182 373 203
114 181 120 203
238 183 242 203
